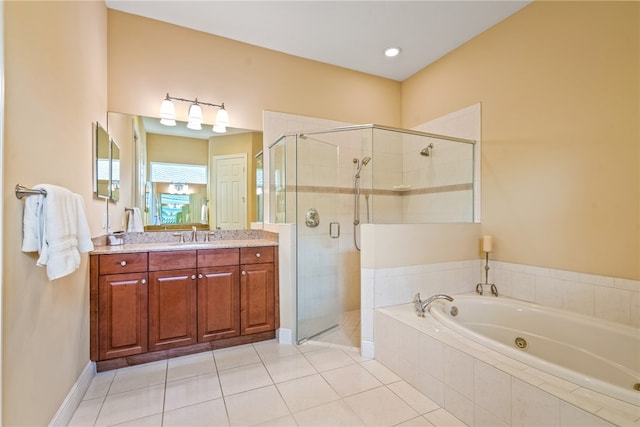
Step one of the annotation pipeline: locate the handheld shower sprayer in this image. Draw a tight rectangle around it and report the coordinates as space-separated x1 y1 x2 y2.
353 156 372 250
354 156 372 178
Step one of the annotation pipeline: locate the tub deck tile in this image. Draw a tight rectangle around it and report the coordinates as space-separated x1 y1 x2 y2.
375 305 640 427
539 383 602 414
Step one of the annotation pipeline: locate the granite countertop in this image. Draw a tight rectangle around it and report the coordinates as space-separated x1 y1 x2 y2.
91 229 278 255
92 239 278 255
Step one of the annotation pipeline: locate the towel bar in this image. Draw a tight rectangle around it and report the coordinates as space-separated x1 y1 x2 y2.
15 184 47 199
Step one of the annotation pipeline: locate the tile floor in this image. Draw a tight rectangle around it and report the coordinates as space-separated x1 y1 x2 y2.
69 340 467 426
310 309 361 350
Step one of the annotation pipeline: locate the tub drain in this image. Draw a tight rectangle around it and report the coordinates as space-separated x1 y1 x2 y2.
634 383 640 392
514 337 528 350
450 306 459 316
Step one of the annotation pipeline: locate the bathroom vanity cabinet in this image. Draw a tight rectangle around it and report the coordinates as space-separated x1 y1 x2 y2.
90 244 278 371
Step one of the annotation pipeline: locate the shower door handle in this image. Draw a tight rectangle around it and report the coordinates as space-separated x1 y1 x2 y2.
329 222 340 239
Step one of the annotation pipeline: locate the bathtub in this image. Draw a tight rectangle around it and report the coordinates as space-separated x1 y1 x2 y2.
428 295 640 406
373 300 640 427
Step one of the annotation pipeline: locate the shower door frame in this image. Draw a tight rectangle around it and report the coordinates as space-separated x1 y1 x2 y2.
294 135 341 344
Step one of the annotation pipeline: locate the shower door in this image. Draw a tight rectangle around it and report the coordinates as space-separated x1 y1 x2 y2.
296 136 340 343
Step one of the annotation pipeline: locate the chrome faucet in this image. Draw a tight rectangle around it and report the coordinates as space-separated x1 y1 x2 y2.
414 293 454 317
192 226 197 242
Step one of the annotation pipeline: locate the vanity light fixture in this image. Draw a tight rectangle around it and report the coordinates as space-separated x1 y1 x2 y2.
159 93 229 133
169 182 188 194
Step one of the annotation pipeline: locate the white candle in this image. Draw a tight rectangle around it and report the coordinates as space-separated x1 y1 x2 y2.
482 235 493 253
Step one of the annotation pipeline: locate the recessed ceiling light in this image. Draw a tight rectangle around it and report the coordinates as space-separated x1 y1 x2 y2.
384 47 401 58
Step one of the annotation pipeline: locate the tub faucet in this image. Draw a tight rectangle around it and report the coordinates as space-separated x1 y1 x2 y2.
414 293 454 317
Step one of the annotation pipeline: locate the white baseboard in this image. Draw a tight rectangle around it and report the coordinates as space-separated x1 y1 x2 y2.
48 361 95 426
361 339 375 358
277 328 293 345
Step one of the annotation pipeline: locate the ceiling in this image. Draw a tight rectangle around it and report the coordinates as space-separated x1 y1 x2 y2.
105 0 531 81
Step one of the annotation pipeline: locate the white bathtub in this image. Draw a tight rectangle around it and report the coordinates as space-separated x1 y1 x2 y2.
428 294 640 406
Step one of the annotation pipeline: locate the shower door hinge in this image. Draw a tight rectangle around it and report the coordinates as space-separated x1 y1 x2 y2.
329 221 340 239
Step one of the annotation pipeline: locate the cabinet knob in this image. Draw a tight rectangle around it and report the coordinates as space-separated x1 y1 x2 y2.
191 275 196 280
255 253 261 258
120 260 127 267
198 274 203 279
242 271 246 275
141 279 147 285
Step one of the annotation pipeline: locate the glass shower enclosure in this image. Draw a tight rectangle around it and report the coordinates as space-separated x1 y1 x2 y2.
270 133 342 342
269 125 476 344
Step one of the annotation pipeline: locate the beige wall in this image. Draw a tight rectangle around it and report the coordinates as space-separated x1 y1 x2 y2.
403 1 639 280
147 133 209 165
107 10 402 131
2 1 107 425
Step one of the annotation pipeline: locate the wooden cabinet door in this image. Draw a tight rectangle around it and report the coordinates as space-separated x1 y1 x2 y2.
148 269 197 352
98 272 148 360
198 266 240 341
240 263 275 335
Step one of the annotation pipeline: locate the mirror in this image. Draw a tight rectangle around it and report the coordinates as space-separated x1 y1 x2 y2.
95 123 110 199
110 139 120 203
107 112 263 231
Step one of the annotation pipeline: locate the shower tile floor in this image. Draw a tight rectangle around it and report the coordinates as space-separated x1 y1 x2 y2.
308 309 361 350
69 340 467 426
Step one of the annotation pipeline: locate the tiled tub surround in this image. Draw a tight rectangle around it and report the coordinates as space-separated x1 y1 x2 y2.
362 260 640 356
429 295 639 406
490 261 640 328
361 259 481 356
374 304 640 427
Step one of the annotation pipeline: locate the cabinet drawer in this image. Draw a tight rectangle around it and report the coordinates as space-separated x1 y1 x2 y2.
99 253 148 275
149 250 197 271
198 248 239 267
240 246 274 264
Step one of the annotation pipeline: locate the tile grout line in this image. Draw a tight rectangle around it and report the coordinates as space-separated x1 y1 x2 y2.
91 370 116 426
214 349 233 427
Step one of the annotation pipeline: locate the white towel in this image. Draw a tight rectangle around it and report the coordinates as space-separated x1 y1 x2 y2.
200 203 208 224
127 207 144 232
21 184 94 280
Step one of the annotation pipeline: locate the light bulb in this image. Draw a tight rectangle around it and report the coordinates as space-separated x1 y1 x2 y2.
384 47 401 58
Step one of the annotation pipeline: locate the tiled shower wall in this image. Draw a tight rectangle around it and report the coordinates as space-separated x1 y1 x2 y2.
412 103 482 222
358 125 477 224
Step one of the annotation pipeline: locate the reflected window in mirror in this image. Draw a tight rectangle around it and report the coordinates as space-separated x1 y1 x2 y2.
147 162 208 226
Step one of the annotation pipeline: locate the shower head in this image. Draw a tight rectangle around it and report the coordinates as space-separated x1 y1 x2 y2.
354 156 372 178
420 144 434 157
